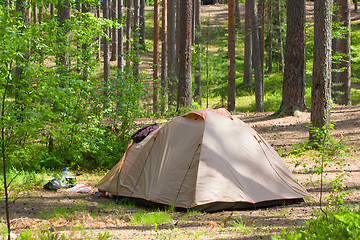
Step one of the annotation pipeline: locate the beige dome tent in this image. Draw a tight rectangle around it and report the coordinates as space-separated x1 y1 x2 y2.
96 108 308 212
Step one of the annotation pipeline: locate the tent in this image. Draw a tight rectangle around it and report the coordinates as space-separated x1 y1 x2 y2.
96 108 308 212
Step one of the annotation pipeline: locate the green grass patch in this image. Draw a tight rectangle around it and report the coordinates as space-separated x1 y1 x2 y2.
130 210 173 225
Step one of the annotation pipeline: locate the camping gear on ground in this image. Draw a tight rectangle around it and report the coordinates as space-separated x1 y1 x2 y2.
66 184 95 193
61 167 76 188
43 178 61 191
96 108 309 212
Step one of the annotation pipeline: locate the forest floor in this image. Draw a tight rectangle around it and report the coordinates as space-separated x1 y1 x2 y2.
2 2 360 239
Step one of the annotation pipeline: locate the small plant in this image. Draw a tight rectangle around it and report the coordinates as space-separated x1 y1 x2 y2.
273 205 360 240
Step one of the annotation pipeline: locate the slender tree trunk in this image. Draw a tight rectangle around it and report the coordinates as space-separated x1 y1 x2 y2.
235 0 241 30
139 0 146 50
160 0 168 112
250 0 263 112
103 0 110 87
110 0 118 61
275 0 306 117
276 0 284 72
126 0 132 67
355 0 358 11
32 2 37 23
39 1 43 23
176 0 180 80
258 0 265 95
57 0 70 68
118 0 124 73
339 0 351 105
153 0 160 113
133 0 140 78
228 0 236 111
244 0 252 88
267 0 273 73
194 0 202 106
332 0 341 102
311 0 332 139
167 0 177 107
177 0 192 109
82 3 91 81
50 3 54 18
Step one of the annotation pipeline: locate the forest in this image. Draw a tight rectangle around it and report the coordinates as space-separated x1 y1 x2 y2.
1 0 360 239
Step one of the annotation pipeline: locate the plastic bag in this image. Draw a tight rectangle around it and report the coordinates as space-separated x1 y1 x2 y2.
66 184 95 193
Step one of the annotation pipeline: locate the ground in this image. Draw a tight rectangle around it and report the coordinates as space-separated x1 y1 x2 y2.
2 2 360 239
2 105 360 239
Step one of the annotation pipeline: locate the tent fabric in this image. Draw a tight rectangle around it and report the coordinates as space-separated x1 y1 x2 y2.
96 108 308 212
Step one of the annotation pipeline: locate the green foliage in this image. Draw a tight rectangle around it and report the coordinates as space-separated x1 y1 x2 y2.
273 206 360 240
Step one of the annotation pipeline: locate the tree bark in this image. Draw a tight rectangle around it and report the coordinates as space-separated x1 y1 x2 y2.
266 0 273 73
276 0 284 72
235 0 241 30
311 0 332 139
338 0 351 105
332 0 341 102
177 0 193 109
167 0 177 107
243 0 252 88
139 0 146 50
250 0 263 112
125 0 132 67
160 0 168 112
153 0 160 113
57 0 70 67
228 0 236 111
133 0 140 78
194 0 202 105
103 0 110 87
110 0 118 61
274 0 306 117
118 0 124 73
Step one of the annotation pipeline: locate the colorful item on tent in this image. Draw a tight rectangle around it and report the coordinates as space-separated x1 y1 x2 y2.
96 108 309 212
131 123 159 143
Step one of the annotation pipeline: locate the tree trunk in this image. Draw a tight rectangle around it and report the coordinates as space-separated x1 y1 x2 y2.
167 0 177 107
160 0 168 112
338 0 351 105
125 0 132 67
235 0 241 30
250 0 263 112
133 0 140 78
355 0 358 11
276 0 284 72
177 0 193 109
153 0 160 113
266 0 273 73
110 0 118 61
332 0 341 102
57 0 70 67
311 0 332 140
274 0 306 117
258 0 265 95
103 0 110 87
82 3 91 81
176 0 180 80
243 0 252 88
194 0 202 106
139 0 146 50
118 0 124 72
228 0 236 112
